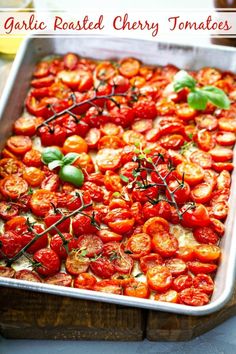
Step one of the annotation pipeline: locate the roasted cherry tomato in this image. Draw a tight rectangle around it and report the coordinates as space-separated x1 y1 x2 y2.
33 248 61 276
181 204 210 228
0 176 28 199
30 190 57 217
6 135 32 155
147 265 173 292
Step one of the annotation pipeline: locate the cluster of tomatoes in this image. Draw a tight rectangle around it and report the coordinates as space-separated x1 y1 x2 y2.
0 53 235 307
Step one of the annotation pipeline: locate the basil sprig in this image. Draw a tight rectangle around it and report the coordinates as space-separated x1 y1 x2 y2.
42 147 84 187
173 70 230 110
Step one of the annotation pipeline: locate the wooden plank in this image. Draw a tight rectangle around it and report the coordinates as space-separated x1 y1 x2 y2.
0 287 145 340
146 288 236 341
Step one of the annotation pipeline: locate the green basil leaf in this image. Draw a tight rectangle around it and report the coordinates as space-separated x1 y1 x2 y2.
42 147 64 164
201 86 230 109
173 70 196 92
187 90 208 110
62 152 80 166
48 160 64 170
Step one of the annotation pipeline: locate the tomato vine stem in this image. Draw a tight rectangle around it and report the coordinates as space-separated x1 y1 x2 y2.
5 194 92 266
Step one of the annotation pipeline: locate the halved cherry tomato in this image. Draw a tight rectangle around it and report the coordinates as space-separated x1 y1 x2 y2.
23 149 42 167
139 253 163 273
152 232 179 258
65 250 90 275
124 281 150 298
176 103 196 121
218 117 236 132
193 273 214 294
97 229 122 243
130 76 146 88
0 231 23 258
160 134 185 150
190 150 212 169
85 128 101 149
165 258 187 276
30 189 57 217
143 216 170 236
216 131 236 146
0 176 28 199
193 226 219 245
194 244 221 262
98 136 124 150
154 289 179 303
210 217 225 236
122 130 146 146
23 167 45 187
196 130 215 152
147 265 172 292
93 279 122 294
41 174 60 192
100 122 124 136
191 183 212 204
96 148 121 172
34 61 50 78
172 274 193 292
63 53 79 70
126 233 151 259
6 135 32 155
212 162 234 172
176 162 204 185
77 234 103 258
132 119 153 133
176 247 194 262
195 115 218 131
90 256 116 279
119 58 140 78
31 75 55 88
13 116 37 136
210 201 229 220
0 202 19 220
209 147 233 162
0 158 24 178
95 61 117 81
74 272 97 290
197 67 221 85
105 208 135 234
15 269 41 282
179 288 209 306
63 135 88 154
45 272 72 287
188 261 217 274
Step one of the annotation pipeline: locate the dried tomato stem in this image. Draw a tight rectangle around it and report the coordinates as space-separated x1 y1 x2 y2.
37 86 137 130
5 200 92 266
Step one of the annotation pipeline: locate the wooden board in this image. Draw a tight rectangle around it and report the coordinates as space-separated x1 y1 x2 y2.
1 286 236 341
146 287 236 341
0 287 145 341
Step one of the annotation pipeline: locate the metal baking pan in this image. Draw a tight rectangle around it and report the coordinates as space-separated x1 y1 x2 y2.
0 35 236 316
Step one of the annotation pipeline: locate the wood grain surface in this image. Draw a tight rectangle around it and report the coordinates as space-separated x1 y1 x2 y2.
147 288 236 341
0 287 145 341
1 286 236 341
